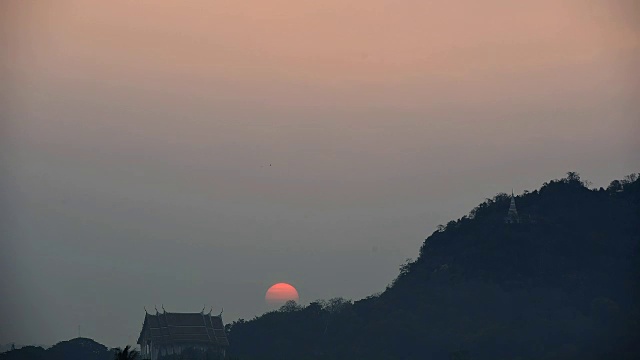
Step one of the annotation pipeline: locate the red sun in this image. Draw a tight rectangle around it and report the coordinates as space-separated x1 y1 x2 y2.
265 283 299 307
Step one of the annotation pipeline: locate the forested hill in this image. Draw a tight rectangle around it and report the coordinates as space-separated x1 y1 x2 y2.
0 338 112 360
227 173 640 360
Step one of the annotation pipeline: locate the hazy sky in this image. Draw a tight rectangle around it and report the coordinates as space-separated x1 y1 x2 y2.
1 0 638 347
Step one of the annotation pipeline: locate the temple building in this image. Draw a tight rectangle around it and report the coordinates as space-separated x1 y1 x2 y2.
137 308 229 360
504 191 520 224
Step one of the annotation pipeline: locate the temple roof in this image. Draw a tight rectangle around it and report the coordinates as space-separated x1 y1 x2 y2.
137 311 229 347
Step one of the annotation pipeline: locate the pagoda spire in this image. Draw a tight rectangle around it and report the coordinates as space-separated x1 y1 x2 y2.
504 190 519 224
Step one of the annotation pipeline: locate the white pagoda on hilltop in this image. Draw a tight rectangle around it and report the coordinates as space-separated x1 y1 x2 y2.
504 191 520 224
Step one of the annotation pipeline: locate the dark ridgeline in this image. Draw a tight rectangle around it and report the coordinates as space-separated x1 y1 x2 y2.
137 309 229 360
0 338 113 360
1 173 638 360
226 173 640 360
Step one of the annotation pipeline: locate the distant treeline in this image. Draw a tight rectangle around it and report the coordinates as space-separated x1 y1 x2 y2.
0 338 112 360
226 173 640 360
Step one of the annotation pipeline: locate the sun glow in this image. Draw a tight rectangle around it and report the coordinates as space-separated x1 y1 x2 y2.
265 283 300 307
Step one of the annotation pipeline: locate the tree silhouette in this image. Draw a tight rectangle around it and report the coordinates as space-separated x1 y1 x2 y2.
113 346 139 360
279 300 302 312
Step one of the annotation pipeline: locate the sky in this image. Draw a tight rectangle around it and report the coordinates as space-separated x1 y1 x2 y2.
1 0 639 348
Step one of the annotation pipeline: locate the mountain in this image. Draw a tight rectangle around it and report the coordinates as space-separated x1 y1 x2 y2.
226 173 640 360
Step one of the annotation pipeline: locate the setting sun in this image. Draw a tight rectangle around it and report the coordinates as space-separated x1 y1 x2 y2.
265 283 300 307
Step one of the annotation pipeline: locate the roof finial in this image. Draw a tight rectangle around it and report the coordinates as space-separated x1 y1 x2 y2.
162 304 166 313
144 306 148 314
208 307 213 315
201 305 206 314
219 307 224 318
155 305 159 314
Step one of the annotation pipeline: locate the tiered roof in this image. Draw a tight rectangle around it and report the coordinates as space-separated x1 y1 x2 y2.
137 311 229 347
